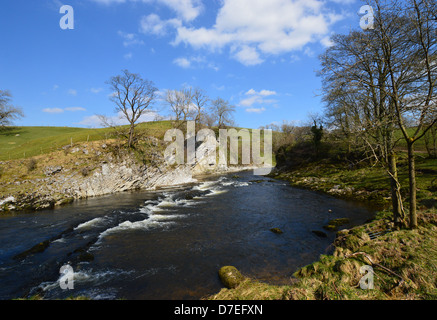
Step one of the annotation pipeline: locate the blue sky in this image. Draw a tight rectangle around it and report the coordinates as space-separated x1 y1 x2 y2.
0 0 362 129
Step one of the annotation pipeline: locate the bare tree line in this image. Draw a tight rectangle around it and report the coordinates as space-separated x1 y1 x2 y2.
318 0 437 229
163 86 235 129
99 70 236 148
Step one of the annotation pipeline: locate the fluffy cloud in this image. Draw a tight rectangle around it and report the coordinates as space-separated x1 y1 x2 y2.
240 89 277 107
65 107 86 112
43 108 64 114
173 55 219 70
78 111 160 127
171 0 344 65
239 89 277 113
93 0 344 66
43 107 86 114
118 31 145 47
245 107 266 114
140 14 182 36
68 89 77 96
173 57 191 68
92 0 203 22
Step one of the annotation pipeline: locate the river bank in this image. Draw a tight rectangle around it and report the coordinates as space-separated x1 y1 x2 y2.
0 139 256 214
209 161 437 300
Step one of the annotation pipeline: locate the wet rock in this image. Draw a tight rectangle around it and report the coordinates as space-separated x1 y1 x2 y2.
13 240 50 260
78 252 94 262
218 266 245 289
312 230 328 238
270 228 283 234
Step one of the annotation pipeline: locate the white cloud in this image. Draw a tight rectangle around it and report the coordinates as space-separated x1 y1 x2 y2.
140 14 182 36
92 0 203 22
93 0 344 66
259 90 277 96
68 89 77 96
78 111 160 127
173 55 219 70
65 107 86 112
245 107 266 113
90 87 103 94
76 115 102 127
231 45 264 66
171 0 344 65
118 31 145 47
173 57 191 68
320 35 334 47
43 108 64 114
43 107 86 114
157 0 203 22
124 52 133 60
239 89 277 108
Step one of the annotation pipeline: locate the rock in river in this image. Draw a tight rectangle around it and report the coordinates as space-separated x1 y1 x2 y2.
218 266 245 289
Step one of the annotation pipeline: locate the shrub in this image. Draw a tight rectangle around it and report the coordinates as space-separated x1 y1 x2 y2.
27 158 37 172
81 167 90 177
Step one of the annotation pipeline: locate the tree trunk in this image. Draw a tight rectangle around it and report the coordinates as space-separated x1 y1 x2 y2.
407 141 418 229
388 152 404 228
128 123 135 148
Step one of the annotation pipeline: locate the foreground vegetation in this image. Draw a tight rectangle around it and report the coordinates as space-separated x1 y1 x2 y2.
209 154 437 300
210 209 437 300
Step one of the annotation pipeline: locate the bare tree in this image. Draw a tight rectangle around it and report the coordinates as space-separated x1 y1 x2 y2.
320 0 437 229
390 0 437 228
107 70 157 148
165 88 194 128
210 98 236 128
0 90 24 129
319 17 406 227
192 87 209 129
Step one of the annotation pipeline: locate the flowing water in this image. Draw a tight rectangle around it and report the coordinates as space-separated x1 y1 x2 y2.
0 171 375 300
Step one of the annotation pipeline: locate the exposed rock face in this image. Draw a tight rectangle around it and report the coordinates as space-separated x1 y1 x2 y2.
0 138 262 213
1 160 197 212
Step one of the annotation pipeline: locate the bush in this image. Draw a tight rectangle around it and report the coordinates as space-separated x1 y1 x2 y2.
27 158 37 172
81 167 90 177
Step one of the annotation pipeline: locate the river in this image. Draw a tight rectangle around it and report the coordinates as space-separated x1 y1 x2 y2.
0 171 375 300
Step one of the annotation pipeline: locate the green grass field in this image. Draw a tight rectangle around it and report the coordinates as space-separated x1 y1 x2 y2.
0 121 174 161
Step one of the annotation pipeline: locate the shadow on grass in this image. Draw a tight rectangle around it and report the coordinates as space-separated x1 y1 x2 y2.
0 127 26 137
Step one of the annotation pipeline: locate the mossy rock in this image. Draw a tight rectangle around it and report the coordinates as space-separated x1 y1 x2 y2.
270 228 283 234
323 224 337 231
218 266 245 289
323 218 351 231
330 218 350 226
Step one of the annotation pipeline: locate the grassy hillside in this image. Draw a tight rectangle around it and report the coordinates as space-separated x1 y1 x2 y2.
0 121 173 161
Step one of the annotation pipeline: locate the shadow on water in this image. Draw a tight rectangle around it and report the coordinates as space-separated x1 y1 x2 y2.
0 171 376 300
